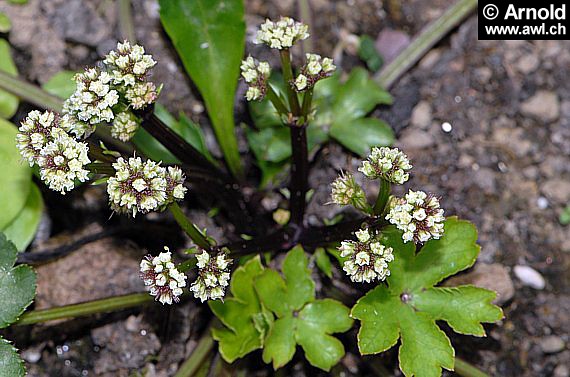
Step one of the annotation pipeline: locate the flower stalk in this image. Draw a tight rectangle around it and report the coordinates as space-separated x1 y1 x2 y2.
279 49 301 116
169 202 211 250
373 179 391 215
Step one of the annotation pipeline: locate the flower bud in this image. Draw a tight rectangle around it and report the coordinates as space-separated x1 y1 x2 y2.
359 147 412 184
111 110 140 142
140 248 187 305
240 56 271 101
104 41 156 87
16 110 61 166
256 17 309 50
292 54 336 92
331 172 370 213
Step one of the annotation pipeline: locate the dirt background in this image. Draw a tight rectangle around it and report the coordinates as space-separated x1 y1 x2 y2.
0 0 569 376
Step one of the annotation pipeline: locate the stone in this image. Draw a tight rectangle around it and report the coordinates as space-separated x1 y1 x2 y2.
516 54 540 74
375 28 410 65
539 335 566 354
554 364 570 377
410 101 432 129
444 263 514 305
398 129 435 150
472 168 497 195
520 91 560 123
542 179 570 204
513 265 546 290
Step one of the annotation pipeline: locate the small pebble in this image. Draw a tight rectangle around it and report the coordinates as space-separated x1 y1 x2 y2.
513 265 546 289
441 122 452 133
554 364 570 377
537 196 549 209
539 335 566 354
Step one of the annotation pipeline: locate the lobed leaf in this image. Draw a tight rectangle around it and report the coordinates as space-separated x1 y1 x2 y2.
0 39 19 119
352 218 503 377
0 337 25 377
0 233 36 328
209 256 265 362
2 183 44 251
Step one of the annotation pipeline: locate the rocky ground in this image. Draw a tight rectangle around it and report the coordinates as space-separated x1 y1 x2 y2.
0 0 568 376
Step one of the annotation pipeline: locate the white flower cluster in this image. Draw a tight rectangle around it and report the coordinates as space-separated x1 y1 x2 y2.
359 147 412 184
111 110 140 142
386 190 445 244
140 248 187 305
62 69 119 139
190 250 232 302
103 41 156 86
240 56 271 101
61 41 158 141
294 53 336 91
256 17 309 49
16 111 91 195
339 228 394 283
107 156 187 217
331 172 369 213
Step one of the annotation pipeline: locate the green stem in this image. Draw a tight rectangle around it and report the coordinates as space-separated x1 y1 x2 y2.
118 0 136 42
375 0 477 89
177 258 197 273
297 0 313 53
266 84 289 116
279 49 301 116
86 162 115 176
0 70 63 112
169 202 211 250
15 293 152 326
373 179 391 215
301 88 313 119
454 358 489 377
174 331 215 377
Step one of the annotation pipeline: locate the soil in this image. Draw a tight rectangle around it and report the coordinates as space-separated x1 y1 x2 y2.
0 0 568 376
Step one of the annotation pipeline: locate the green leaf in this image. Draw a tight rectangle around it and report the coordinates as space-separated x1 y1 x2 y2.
560 204 570 225
330 117 394 156
398 307 454 377
358 35 383 72
209 256 265 363
0 12 11 33
351 218 503 377
255 246 314 317
0 337 25 377
0 119 32 229
314 248 332 278
159 0 245 176
256 247 352 371
0 233 36 328
2 183 43 251
411 286 503 336
295 299 353 371
42 70 77 99
0 39 19 119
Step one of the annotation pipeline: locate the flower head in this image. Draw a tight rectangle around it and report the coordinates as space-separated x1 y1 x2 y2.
62 68 119 138
386 190 445 243
339 228 394 283
240 56 271 101
104 41 157 86
107 156 168 216
293 54 336 92
331 172 370 213
165 166 187 203
111 110 140 142
140 248 187 305
256 17 309 49
190 250 232 302
359 147 412 184
125 82 157 110
16 110 61 166
37 129 91 194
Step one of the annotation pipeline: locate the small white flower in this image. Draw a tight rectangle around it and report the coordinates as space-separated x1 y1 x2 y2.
256 17 309 50
165 166 187 203
125 82 157 109
104 41 157 86
294 74 308 91
359 147 412 184
140 247 187 305
386 190 445 244
338 228 394 283
190 250 232 302
16 110 62 166
107 156 168 216
240 56 271 101
111 110 140 142
37 129 91 194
